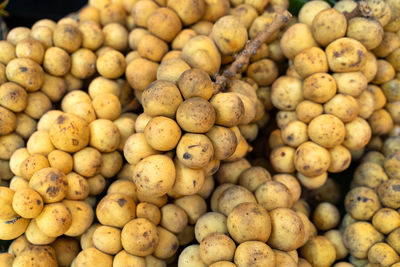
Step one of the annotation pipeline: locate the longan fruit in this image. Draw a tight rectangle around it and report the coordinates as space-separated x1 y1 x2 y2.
167 0 205 26
133 154 175 197
268 208 305 251
300 236 336 267
103 23 129 51
372 59 396 84
298 171 327 191
79 5 100 23
171 29 197 50
96 193 136 228
19 154 50 180
92 225 122 255
126 58 158 91
43 47 71 77
373 32 400 58
202 0 230 22
298 0 330 26
333 72 367 97
15 38 45 64
312 202 340 231
324 230 348 260
141 80 183 118
49 113 90 153
53 23 82 53
177 68 214 101
255 180 292 211
199 233 235 265
96 49 126 79
121 218 159 257
0 133 24 160
246 59 279 86
132 0 159 28
377 179 400 209
368 242 400 266
369 109 394 135
303 73 337 104
372 208 400 234
24 92 52 120
176 97 215 133
40 73 67 102
270 76 303 111
230 3 258 29
6 27 31 45
249 13 279 43
308 114 345 148
144 116 181 151
89 119 121 153
345 186 381 220
293 47 328 78
270 146 295 173
294 141 331 177
191 20 214 35
296 100 323 124
206 126 238 160
113 250 146 267
342 117 372 151
347 17 384 50
31 26 53 49
234 241 275 267
381 79 400 102
176 133 214 169
328 145 352 173
0 186 17 220
0 82 27 113
273 174 301 203
35 202 72 237
182 35 221 75
280 120 308 147
212 15 247 55
178 245 206 267
0 41 16 65
147 7 182 42
92 93 121 120
156 58 191 83
73 247 112 267
366 0 392 27
70 48 97 79
280 23 317 59
326 37 367 72
79 21 104 51
6 58 44 92
100 3 126 26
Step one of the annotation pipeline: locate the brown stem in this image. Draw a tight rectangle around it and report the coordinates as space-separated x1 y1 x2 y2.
213 10 292 93
343 0 373 20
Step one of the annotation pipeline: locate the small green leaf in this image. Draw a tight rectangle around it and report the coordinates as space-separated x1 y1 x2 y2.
289 0 308 16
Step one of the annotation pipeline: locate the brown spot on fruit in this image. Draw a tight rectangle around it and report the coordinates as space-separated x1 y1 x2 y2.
117 198 127 207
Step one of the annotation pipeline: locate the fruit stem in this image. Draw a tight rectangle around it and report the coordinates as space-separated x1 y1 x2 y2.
213 10 292 93
343 0 372 20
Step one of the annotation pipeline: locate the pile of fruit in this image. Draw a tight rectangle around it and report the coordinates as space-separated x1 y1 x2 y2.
0 0 399 266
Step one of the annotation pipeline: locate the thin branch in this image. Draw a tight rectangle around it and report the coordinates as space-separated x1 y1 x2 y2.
213 10 292 93
343 0 372 20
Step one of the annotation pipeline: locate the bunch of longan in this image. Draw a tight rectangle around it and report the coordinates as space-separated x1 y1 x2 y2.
339 136 400 267
267 0 400 191
0 1 141 265
177 162 352 267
